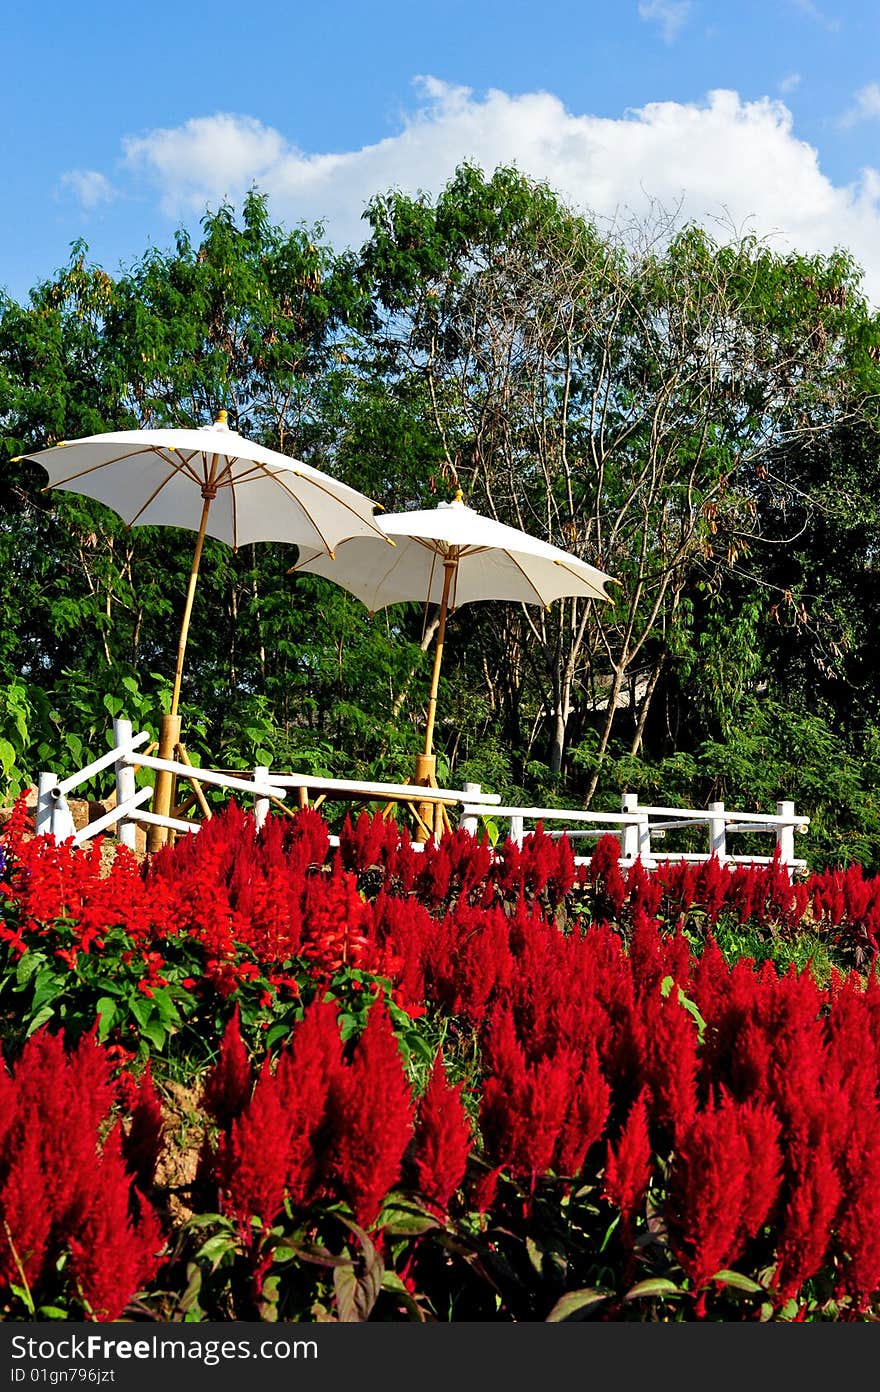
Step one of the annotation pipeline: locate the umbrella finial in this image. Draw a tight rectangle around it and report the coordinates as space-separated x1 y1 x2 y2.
453 487 464 503
214 409 228 427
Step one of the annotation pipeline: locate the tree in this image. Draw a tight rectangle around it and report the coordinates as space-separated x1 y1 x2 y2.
358 165 880 796
0 196 394 784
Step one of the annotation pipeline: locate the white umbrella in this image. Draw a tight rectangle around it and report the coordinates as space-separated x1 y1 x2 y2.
294 491 616 772
16 410 391 845
18 411 389 718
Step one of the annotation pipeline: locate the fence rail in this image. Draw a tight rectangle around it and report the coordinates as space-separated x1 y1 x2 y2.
461 793 809 870
32 718 810 872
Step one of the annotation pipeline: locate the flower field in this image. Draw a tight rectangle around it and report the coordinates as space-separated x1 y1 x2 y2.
2 800 880 1322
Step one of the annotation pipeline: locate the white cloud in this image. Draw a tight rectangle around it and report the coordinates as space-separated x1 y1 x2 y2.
637 0 692 43
840 82 880 128
778 72 802 94
787 0 840 30
123 114 289 214
121 80 880 307
58 169 116 210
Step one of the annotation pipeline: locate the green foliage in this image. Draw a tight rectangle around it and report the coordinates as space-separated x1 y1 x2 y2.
2 169 880 863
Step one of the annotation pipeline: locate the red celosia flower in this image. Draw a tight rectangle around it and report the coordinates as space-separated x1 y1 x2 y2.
411 1052 473 1212
300 860 374 981
0 1123 52 1290
666 1091 781 1312
328 1002 414 1227
774 1131 841 1302
67 1125 164 1321
275 998 346 1208
201 1008 253 1126
480 1003 580 1189
834 1107 880 1309
122 1063 165 1192
603 1087 653 1227
553 1044 612 1179
216 1058 294 1235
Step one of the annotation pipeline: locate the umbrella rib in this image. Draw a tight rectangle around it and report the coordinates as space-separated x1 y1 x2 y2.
502 550 555 607
124 451 202 527
269 473 336 556
285 469 387 542
550 556 613 598
420 550 440 643
41 444 199 491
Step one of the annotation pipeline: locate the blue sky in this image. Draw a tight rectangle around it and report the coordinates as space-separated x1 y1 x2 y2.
6 0 880 304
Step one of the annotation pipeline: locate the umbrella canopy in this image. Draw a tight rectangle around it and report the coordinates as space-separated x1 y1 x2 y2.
294 492 617 763
17 410 390 850
17 411 390 719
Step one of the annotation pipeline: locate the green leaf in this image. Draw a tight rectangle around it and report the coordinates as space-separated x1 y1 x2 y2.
152 988 181 1026
402 1030 437 1065
546 1288 612 1321
25 1004 56 1037
713 1269 765 1294
624 1278 683 1301
184 1213 232 1232
140 1018 166 1051
129 995 152 1028
333 1225 385 1322
380 1271 427 1321
377 1201 440 1236
96 997 117 1041
10 1283 35 1313
269 1245 300 1264
15 952 45 988
196 1233 238 1268
526 1236 544 1276
266 1022 292 1049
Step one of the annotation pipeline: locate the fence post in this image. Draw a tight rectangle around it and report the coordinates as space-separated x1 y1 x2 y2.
51 790 76 841
620 793 640 864
709 801 727 863
36 772 58 838
253 766 270 833
37 775 76 842
776 800 795 869
509 813 525 847
460 783 481 837
113 718 137 852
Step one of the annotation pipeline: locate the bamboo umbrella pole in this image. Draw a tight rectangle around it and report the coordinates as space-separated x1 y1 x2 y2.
413 556 457 841
148 482 217 852
170 488 215 721
422 557 456 761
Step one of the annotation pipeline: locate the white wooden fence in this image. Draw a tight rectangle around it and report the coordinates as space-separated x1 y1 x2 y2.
33 718 810 872
460 793 809 871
